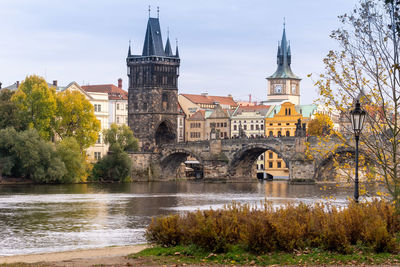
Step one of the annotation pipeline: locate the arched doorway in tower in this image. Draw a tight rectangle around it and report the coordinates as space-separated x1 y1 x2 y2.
155 120 176 146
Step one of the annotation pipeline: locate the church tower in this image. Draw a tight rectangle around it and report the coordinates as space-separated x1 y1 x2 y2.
127 14 180 151
266 25 301 105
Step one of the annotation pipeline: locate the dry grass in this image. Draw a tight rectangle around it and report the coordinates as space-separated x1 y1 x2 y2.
146 200 400 254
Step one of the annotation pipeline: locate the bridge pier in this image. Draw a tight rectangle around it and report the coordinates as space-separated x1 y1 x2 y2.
289 159 315 184
129 152 161 181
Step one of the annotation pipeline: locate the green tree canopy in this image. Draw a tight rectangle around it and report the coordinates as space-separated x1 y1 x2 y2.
0 89 27 131
54 90 100 149
103 123 139 152
0 128 67 183
11 75 57 140
56 137 88 183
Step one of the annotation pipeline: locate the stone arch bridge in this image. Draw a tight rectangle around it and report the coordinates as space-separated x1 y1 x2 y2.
130 135 358 182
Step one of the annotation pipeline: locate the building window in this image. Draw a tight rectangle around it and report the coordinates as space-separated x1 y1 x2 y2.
269 152 273 159
224 122 227 127
260 164 264 170
269 162 273 168
256 125 259 130
117 116 120 123
97 134 101 144
126 104 128 110
269 131 273 137
278 131 282 137
286 131 290 137
143 102 147 110
94 152 101 160
261 125 264 130
94 104 101 112
117 103 120 110
244 125 247 130
234 125 237 131
251 125 254 130
278 161 282 168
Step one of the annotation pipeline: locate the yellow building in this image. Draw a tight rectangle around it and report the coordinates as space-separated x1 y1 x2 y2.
264 102 316 178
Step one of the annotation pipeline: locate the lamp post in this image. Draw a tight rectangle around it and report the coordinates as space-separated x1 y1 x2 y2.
350 99 366 203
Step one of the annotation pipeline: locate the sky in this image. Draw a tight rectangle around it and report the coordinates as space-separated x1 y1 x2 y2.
0 0 360 105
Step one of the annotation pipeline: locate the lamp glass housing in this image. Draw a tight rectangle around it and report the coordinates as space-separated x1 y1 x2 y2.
350 100 366 136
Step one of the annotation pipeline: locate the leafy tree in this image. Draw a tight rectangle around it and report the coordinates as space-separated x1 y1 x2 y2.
91 151 132 182
103 123 139 152
0 128 67 183
315 0 400 207
307 113 334 136
11 75 57 140
56 137 88 183
54 90 100 149
0 89 27 131
91 124 138 181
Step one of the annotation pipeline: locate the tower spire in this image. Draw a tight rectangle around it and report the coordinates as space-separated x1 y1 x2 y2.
267 23 299 80
148 5 151 18
175 38 179 58
165 35 173 56
157 6 159 18
128 40 132 57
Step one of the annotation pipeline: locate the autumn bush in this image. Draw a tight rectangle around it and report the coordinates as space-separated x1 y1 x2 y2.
145 200 400 254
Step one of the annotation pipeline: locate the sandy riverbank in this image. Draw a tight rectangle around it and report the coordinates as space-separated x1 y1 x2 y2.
0 244 148 266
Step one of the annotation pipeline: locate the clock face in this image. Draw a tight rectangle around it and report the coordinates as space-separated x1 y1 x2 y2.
274 84 282 94
291 84 296 94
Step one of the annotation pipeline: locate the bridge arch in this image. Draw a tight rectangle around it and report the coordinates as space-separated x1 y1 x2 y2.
314 147 371 181
159 148 204 179
228 143 290 179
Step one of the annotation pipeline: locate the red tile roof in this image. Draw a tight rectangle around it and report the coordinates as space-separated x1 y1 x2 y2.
82 84 128 100
181 94 237 107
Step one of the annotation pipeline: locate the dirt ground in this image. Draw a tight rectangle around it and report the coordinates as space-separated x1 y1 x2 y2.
0 245 156 267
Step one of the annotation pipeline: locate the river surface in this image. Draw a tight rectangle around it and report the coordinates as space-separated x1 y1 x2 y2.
0 181 356 256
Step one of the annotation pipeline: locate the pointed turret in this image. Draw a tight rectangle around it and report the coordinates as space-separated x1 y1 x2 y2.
165 37 173 56
142 17 165 56
128 41 132 57
268 26 299 79
175 42 179 58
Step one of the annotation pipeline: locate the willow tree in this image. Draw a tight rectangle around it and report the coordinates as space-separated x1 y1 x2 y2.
316 0 400 206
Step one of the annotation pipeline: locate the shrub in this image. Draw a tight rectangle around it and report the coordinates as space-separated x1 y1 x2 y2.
90 151 132 182
145 200 400 254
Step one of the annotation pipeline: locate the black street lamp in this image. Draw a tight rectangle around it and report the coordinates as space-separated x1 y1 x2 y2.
350 99 366 203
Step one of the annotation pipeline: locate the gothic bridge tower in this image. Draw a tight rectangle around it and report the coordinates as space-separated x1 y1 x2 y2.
127 14 180 151
267 25 301 105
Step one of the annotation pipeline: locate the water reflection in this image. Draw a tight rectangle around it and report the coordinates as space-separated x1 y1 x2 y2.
0 181 354 256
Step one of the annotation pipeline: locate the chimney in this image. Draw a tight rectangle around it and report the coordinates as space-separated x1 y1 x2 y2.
16 81 19 88
53 80 58 87
201 93 208 96
118 78 122 89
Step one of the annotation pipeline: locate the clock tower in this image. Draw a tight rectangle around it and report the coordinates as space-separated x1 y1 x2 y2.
266 25 301 105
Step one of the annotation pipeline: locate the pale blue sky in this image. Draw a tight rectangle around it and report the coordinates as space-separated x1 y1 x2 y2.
0 0 359 104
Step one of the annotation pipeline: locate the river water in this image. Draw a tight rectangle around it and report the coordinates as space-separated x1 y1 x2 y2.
0 181 355 256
